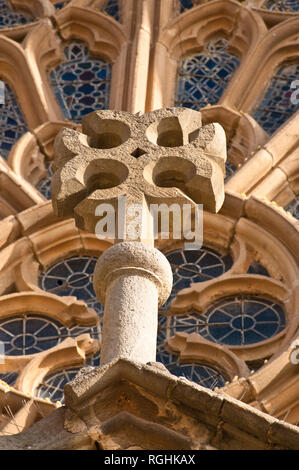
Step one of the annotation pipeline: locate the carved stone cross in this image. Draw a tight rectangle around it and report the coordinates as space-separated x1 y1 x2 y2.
51 107 226 366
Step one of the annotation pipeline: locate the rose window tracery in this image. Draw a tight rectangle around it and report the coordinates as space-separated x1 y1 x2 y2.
0 81 28 159
179 0 197 13
49 42 111 123
0 314 100 356
36 163 53 200
38 256 104 316
0 0 33 28
253 63 299 135
158 296 285 347
175 38 240 110
163 246 233 309
156 342 227 390
0 371 18 386
52 1 70 9
286 198 299 220
103 0 120 21
264 0 299 12
36 367 81 403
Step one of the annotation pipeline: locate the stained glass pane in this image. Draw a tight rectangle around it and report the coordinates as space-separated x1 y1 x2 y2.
53 1 70 9
49 42 111 123
0 0 33 28
156 344 227 390
36 163 53 200
37 367 80 403
253 63 299 134
247 260 270 276
174 296 285 346
286 197 299 219
175 38 240 109
225 161 237 181
0 371 18 386
39 256 104 317
180 0 194 12
158 295 285 351
103 0 120 21
163 247 233 309
264 0 299 11
0 314 100 356
0 81 28 159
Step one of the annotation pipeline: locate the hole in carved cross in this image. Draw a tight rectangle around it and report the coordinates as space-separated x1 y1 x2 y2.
84 159 128 192
86 120 130 149
149 157 196 192
146 117 184 147
131 148 147 158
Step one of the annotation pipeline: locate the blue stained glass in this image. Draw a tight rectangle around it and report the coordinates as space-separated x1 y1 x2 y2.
264 0 299 11
36 163 53 200
0 0 33 28
158 296 285 350
53 1 70 9
253 63 299 134
103 0 120 21
0 371 18 386
0 81 28 159
0 314 100 356
286 197 299 219
156 344 227 390
195 296 284 346
49 42 111 123
162 247 233 310
38 256 104 316
225 161 237 181
180 0 194 12
247 260 270 277
37 368 80 403
175 38 240 109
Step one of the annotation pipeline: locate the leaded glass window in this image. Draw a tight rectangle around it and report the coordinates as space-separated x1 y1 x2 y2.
53 1 70 9
264 0 299 12
175 38 240 109
163 247 233 309
156 346 227 390
49 42 111 123
103 0 120 21
286 197 299 219
36 367 80 402
36 163 53 200
253 63 299 134
38 256 103 316
247 260 270 276
0 81 28 158
0 371 18 386
0 0 33 28
225 161 237 181
158 296 286 347
0 314 100 356
179 0 194 12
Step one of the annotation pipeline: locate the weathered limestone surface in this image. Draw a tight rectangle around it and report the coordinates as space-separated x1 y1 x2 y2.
0 359 298 450
94 241 172 365
51 107 227 241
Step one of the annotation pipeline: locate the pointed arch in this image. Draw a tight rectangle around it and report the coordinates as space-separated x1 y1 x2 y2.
147 0 266 111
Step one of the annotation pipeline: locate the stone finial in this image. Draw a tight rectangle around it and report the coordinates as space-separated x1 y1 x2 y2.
51 107 227 366
51 107 226 244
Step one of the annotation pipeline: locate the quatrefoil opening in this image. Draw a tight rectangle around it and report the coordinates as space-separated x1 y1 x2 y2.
51 108 227 233
146 116 200 147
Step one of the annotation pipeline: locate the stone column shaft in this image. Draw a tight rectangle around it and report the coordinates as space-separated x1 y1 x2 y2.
101 273 159 365
93 242 172 366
